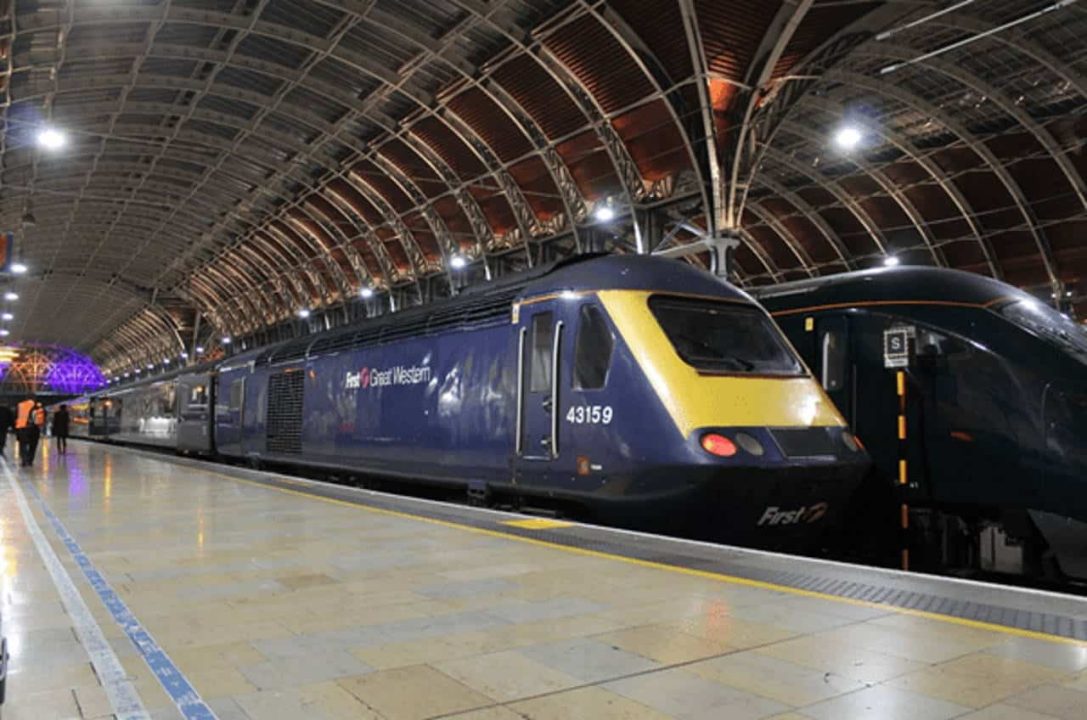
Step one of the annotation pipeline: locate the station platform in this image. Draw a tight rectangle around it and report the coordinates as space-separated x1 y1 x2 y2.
1 441 1085 720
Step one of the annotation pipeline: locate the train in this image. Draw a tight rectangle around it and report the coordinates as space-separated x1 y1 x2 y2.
755 267 1087 580
63 254 868 550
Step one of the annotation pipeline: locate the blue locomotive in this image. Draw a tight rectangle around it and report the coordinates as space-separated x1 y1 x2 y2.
69 255 868 549
756 267 1087 579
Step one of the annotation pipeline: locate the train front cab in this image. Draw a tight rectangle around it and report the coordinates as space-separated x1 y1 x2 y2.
775 304 1087 577
511 288 867 547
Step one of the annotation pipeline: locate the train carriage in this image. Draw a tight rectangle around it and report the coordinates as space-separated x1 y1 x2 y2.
73 255 868 551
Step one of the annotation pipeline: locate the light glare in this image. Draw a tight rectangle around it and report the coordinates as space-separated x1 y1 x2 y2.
360 287 374 299
10 263 27 274
4 292 17 301
36 127 67 150
834 125 862 150
297 309 311 319
883 256 900 267
0 313 12 321
594 205 615 222
449 255 467 270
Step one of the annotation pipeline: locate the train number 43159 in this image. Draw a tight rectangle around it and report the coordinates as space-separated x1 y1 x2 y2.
566 405 613 425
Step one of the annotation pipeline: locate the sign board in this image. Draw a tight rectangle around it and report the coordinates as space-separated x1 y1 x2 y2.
883 326 915 368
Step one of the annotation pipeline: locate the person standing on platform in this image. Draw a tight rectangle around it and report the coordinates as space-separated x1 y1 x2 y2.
0 404 12 458
14 395 36 467
30 402 46 461
52 404 70 455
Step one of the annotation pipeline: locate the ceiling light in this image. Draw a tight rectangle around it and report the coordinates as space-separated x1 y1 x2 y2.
36 127 67 150
834 125 863 151
195 346 205 353
449 255 467 270
0 330 9 338
134 368 141 374
146 363 154 369
180 351 189 359
297 309 311 319
1 313 12 321
594 205 615 222
4 292 17 301
10 263 27 274
163 358 170 364
221 337 232 345
883 256 900 267
360 287 374 299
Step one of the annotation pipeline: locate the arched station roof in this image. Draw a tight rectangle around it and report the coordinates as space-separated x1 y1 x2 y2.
0 0 1083 373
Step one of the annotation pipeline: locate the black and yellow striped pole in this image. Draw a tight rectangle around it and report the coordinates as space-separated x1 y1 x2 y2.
897 369 909 571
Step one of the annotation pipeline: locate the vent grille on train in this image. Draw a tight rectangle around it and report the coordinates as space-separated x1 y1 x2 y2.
770 428 838 458
266 371 304 454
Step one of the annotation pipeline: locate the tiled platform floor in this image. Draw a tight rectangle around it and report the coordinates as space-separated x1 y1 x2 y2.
1 440 1085 719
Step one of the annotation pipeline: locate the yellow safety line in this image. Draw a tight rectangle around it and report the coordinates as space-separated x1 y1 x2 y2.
212 470 1086 646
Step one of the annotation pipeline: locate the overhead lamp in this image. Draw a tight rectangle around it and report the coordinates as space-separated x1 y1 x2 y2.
4 292 17 301
834 125 863 151
594 204 615 222
221 337 232 345
180 351 189 359
163 358 170 364
360 287 374 299
36 127 67 151
297 309 311 319
146 363 154 369
10 263 27 274
883 255 900 267
195 346 205 353
449 255 467 270
0 330 9 338
134 368 141 374
1 313 12 321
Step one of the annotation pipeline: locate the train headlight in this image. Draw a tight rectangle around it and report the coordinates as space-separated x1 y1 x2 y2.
701 433 737 458
734 432 764 457
841 431 863 452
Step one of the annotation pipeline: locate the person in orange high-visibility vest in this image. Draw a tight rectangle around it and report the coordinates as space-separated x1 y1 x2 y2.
14 396 40 467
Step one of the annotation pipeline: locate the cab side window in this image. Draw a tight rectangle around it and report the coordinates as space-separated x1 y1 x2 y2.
229 380 245 411
573 305 614 390
528 312 554 392
821 331 845 391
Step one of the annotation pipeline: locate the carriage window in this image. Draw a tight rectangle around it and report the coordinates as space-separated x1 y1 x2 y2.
650 296 804 375
528 312 554 392
574 305 613 390
821 331 845 391
189 385 208 405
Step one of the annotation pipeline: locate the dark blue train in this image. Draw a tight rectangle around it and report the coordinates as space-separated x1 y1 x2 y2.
68 255 867 550
756 267 1087 579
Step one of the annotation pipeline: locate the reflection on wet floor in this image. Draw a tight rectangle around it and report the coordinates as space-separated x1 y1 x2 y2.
0 439 1085 720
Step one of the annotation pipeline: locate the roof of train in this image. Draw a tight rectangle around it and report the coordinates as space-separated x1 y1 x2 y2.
125 254 750 382
751 266 1035 311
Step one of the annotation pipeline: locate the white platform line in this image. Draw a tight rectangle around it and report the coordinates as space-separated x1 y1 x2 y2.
1 461 149 720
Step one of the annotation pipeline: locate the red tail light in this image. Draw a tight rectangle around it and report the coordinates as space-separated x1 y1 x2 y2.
701 433 737 457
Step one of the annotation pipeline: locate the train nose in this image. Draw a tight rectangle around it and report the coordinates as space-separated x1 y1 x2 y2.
1043 385 1087 469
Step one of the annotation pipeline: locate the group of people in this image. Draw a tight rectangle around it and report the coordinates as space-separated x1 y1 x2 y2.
0 397 70 467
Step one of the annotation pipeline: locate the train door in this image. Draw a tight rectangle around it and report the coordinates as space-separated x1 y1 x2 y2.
515 303 565 472
815 315 854 427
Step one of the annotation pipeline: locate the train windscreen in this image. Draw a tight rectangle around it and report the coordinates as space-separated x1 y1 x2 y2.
649 296 805 375
999 300 1087 364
